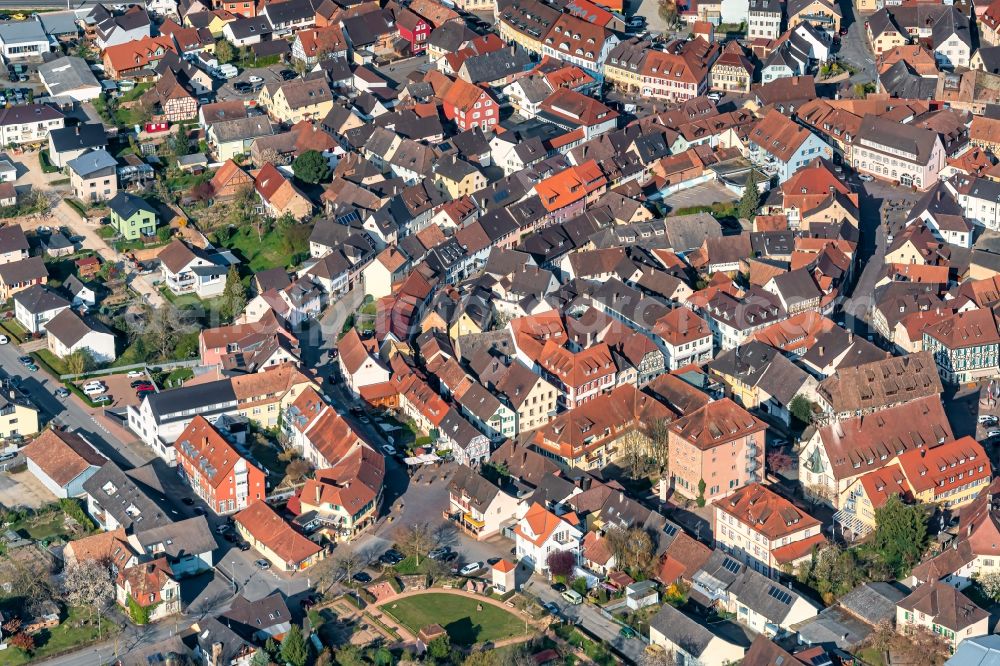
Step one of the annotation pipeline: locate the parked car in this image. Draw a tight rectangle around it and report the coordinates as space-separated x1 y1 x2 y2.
280 69 297 80
428 546 451 561
487 557 502 566
17 356 31 366
248 75 263 83
131 380 154 388
979 415 997 424
551 582 567 593
988 429 1000 438
55 388 70 398
858 174 874 182
127 370 144 378
182 497 195 505
92 395 112 404
459 562 483 576
215 524 231 534
352 572 372 584
255 559 271 570
83 384 106 396
239 542 251 551
542 601 560 616
381 444 396 456
619 626 638 638
379 549 405 565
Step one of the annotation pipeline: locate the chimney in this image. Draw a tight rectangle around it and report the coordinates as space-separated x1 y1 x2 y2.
818 345 824 357
315 484 322 505
75 126 80 135
847 330 853 344
211 642 224 666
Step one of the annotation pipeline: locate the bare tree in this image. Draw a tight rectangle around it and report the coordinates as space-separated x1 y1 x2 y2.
397 522 434 566
645 418 671 474
63 559 115 638
620 429 649 478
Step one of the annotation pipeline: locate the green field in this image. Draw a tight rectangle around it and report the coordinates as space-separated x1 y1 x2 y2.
381 593 527 646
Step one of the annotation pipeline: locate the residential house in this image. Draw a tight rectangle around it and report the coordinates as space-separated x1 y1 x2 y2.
101 36 175 79
45 309 116 363
0 225 28 265
107 192 157 241
748 109 833 182
338 327 391 397
258 77 334 124
13 284 68 335
47 123 107 168
714 483 823 578
0 104 65 146
653 308 713 370
514 502 583 573
799 395 952 509
896 582 988 651
67 149 118 204
254 163 312 220
852 115 945 190
158 239 229 299
174 416 267 515
116 559 181 622
922 309 1000 384
447 466 519 539
669 398 767 502
0 256 47 301
649 604 747 666
0 393 37 440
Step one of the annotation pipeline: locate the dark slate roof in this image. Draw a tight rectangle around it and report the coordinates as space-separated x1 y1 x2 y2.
461 45 532 84
107 192 156 220
49 123 107 153
13 284 68 314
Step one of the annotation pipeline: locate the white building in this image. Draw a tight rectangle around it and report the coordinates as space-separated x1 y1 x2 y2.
13 285 69 335
45 309 117 364
0 22 51 60
0 104 65 145
513 502 583 574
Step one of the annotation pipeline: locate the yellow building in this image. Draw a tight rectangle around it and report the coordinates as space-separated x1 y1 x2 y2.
258 78 335 124
788 0 841 33
0 398 39 439
433 157 487 199
604 39 647 94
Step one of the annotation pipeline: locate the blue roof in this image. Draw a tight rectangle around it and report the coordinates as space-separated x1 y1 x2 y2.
66 149 117 177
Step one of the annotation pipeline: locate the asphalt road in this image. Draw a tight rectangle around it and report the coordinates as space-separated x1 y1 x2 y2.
0 340 150 468
526 580 648 664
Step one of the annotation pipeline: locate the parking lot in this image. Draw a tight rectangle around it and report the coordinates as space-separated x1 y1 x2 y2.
74 370 154 409
215 64 296 102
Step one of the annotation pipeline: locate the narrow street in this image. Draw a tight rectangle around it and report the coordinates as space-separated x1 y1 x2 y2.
525 580 649 663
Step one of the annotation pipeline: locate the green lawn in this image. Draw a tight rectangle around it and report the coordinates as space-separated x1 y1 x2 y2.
0 318 26 343
8 513 66 540
856 647 885 666
119 82 152 103
33 350 70 377
0 606 118 665
221 226 308 272
381 593 528 646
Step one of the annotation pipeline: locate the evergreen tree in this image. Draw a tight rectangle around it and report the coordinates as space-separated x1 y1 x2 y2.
873 495 928 574
280 625 309 666
221 265 246 321
738 169 761 220
293 150 332 184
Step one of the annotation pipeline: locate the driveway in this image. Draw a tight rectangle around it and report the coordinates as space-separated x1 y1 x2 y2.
0 469 56 508
525 580 648 664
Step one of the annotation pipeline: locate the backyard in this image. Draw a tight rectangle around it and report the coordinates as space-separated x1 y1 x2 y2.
218 224 310 273
379 593 528 646
0 606 118 666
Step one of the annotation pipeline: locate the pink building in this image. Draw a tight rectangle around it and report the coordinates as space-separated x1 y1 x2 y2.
668 398 767 502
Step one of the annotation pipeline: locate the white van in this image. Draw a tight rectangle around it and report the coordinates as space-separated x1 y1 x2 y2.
83 380 104 390
217 64 238 79
561 590 583 605
83 384 106 396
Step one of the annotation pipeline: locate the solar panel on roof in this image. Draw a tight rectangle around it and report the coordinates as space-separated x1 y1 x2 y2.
768 586 793 604
722 557 741 574
663 523 678 536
